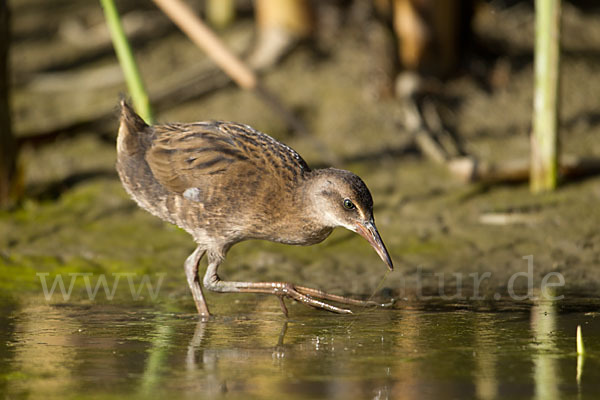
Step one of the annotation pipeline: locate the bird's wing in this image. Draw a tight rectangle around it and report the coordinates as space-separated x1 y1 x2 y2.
145 121 309 197
145 122 251 195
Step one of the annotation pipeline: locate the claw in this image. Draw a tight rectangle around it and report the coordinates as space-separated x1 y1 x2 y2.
277 296 289 317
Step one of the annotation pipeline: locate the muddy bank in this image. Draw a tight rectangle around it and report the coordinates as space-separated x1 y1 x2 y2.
2 1 600 310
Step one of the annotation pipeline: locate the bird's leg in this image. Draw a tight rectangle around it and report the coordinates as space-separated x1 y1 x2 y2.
202 260 383 315
184 246 210 316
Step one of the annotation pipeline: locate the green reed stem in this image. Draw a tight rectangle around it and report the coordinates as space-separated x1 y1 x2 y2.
100 0 155 124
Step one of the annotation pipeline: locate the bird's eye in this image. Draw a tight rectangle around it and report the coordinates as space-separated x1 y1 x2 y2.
343 199 355 210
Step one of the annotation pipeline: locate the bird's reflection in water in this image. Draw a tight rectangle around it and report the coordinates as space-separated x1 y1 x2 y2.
183 313 393 399
184 316 293 396
272 320 288 367
185 317 226 395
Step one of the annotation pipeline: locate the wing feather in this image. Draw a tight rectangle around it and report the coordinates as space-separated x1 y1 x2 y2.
145 121 310 198
146 122 251 194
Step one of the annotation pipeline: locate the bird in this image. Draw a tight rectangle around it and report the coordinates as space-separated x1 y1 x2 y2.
116 101 393 317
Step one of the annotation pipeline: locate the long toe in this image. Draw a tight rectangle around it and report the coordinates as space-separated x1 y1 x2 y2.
294 285 383 308
283 284 352 314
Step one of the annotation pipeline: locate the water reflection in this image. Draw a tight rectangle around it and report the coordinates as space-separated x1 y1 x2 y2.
1 295 599 399
530 299 559 400
473 314 498 400
11 303 81 396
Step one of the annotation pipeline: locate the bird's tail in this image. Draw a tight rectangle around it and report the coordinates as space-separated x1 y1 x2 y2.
117 100 150 156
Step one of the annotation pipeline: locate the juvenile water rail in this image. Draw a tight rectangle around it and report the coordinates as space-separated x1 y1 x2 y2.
116 101 393 316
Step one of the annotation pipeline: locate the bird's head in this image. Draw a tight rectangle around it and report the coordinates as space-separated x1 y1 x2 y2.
306 168 393 271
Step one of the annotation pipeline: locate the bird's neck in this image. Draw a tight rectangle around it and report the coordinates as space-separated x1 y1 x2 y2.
296 169 338 229
250 174 331 246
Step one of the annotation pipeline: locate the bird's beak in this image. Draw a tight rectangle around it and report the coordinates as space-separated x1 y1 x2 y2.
355 220 393 271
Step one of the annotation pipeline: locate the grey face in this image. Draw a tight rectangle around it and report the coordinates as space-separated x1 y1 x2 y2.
316 170 393 271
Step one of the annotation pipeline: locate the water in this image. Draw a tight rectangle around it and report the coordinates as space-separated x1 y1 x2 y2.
1 295 599 400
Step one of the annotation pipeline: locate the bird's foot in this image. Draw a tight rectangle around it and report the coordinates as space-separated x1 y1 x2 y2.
276 283 395 316
202 273 393 316
295 284 395 308
276 283 353 316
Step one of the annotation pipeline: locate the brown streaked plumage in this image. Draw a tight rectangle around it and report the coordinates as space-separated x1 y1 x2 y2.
116 101 393 316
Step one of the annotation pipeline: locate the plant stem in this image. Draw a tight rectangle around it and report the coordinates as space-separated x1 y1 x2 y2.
206 0 235 29
152 0 257 90
577 325 585 355
531 0 561 192
0 0 19 208
100 0 154 124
